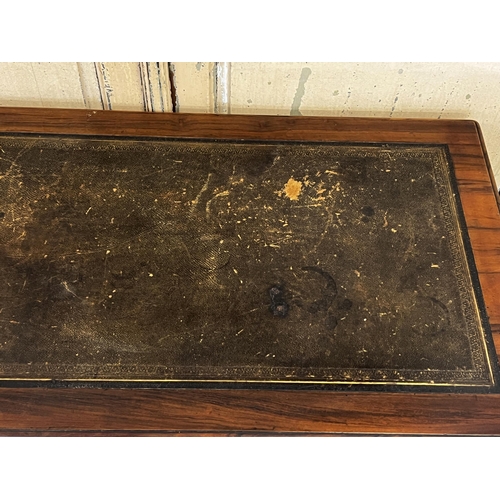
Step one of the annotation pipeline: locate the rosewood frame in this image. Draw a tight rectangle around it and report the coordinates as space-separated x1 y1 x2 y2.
1 107 499 435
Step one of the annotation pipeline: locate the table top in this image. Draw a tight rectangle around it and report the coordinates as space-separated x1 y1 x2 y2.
1 107 500 435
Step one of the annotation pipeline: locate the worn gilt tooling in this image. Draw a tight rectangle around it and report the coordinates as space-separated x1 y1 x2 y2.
0 135 496 389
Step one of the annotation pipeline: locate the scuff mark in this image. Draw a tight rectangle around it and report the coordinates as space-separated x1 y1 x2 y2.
206 190 230 220
283 178 302 200
290 67 312 116
196 62 203 71
191 173 212 212
60 281 81 299
310 211 334 255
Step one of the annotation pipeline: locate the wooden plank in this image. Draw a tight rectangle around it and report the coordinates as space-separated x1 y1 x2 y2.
0 108 481 141
1 388 500 435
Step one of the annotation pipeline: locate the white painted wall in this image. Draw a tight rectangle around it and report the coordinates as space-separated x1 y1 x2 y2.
0 63 87 108
230 63 500 181
1 62 499 181
0 62 171 112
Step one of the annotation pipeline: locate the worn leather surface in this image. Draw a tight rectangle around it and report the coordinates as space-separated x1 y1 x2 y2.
0 135 496 387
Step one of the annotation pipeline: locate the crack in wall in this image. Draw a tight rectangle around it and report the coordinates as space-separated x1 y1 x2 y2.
167 63 179 113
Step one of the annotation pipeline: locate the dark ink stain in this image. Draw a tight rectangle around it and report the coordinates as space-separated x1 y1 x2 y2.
273 303 288 317
428 296 449 313
361 216 370 223
0 211 4 220
299 267 342 329
339 298 353 310
397 270 419 291
416 295 451 335
244 149 277 177
428 296 450 329
326 314 338 330
342 160 368 183
301 266 337 298
307 298 329 314
269 285 289 317
361 206 375 217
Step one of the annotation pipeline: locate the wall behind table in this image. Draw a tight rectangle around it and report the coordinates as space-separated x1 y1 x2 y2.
1 62 499 182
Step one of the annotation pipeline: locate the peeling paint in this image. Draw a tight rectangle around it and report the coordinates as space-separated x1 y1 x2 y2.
290 67 312 116
389 97 399 117
98 63 113 110
213 62 231 114
167 63 180 112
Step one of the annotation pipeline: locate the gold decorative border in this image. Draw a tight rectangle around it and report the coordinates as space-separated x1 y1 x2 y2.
0 137 495 387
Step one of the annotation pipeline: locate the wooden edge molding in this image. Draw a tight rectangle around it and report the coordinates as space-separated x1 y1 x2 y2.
472 120 500 212
0 106 480 141
1 388 500 435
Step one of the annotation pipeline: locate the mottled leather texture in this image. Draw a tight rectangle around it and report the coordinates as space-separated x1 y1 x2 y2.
0 134 497 390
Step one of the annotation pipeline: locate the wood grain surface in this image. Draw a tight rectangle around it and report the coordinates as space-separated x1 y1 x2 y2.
1 107 499 435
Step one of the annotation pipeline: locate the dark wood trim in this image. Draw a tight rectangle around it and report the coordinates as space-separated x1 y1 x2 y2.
1 388 500 435
0 106 480 142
